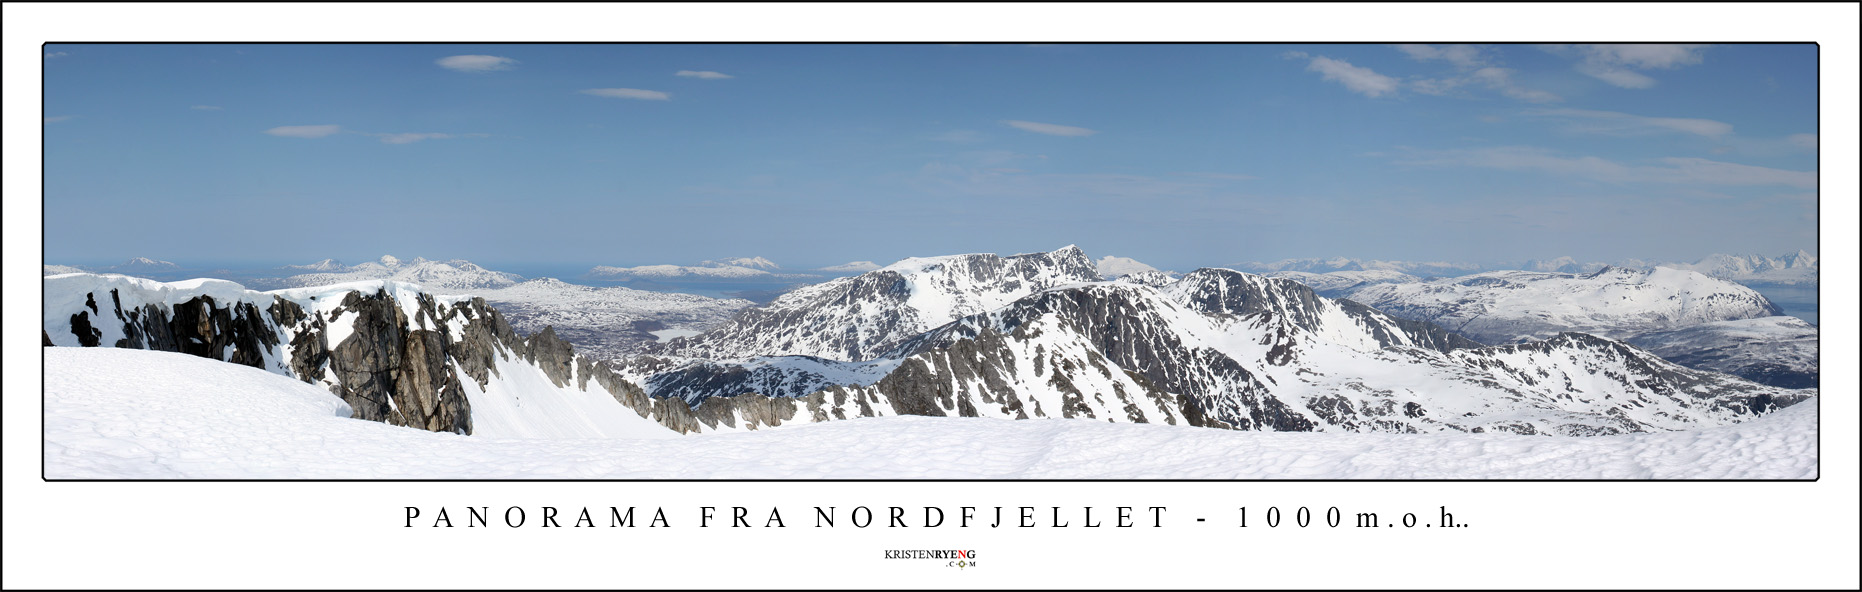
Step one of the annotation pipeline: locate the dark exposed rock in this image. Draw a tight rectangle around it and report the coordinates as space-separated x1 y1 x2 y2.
69 312 101 347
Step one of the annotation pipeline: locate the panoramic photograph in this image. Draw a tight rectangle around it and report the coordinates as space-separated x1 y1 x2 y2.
40 42 1820 479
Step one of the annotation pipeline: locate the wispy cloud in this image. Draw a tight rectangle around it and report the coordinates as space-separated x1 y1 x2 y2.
675 70 732 79
1301 55 1400 98
44 51 68 59
1576 44 1709 69
1528 108 1733 137
369 132 462 144
1003 120 1098 137
1787 133 1817 150
1395 146 1814 189
263 124 342 138
191 105 223 111
580 88 671 101
1395 45 1559 103
43 115 74 123
1548 44 1709 89
1470 68 1561 103
436 55 518 73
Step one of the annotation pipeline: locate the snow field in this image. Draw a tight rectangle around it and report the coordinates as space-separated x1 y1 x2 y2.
43 348 1816 479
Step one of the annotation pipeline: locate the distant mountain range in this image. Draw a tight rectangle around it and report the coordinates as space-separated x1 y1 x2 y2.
1229 251 1818 285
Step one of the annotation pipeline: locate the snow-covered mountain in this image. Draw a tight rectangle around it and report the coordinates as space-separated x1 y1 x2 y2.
1518 256 1603 274
704 256 780 270
817 261 881 273
625 256 1806 436
281 258 348 272
1096 255 1170 280
43 264 86 276
1626 316 1819 389
43 347 1819 479
471 278 753 361
44 246 1814 443
1667 251 1818 285
283 256 522 291
105 257 182 274
647 245 1103 362
1344 266 1782 345
42 272 884 437
42 273 674 437
1265 269 1420 298
1231 257 1481 277
587 263 775 280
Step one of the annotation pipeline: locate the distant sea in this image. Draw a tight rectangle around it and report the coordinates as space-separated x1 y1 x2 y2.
1744 283 1818 326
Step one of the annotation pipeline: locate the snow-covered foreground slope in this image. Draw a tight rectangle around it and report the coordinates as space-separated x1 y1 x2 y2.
44 348 1815 479
1345 266 1781 345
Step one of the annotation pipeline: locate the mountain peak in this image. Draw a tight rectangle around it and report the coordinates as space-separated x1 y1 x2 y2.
705 256 780 270
120 257 179 269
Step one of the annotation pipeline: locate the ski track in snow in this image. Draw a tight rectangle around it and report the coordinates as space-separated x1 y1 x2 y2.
44 348 1817 479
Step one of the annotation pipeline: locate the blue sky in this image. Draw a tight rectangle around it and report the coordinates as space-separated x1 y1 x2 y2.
42 43 1818 271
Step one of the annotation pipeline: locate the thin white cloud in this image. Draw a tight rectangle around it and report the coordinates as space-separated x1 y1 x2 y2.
1396 146 1813 189
1788 133 1817 150
1579 44 1709 69
436 55 518 72
1003 120 1098 137
43 115 74 123
1559 44 1709 89
1304 56 1399 98
1470 67 1561 103
264 124 342 138
44 51 68 59
191 105 223 111
1394 44 1485 69
1529 108 1733 138
373 132 452 144
1576 64 1657 89
675 70 733 79
580 88 671 101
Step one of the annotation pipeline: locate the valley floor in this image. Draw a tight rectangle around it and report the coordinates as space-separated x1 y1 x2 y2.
43 348 1817 480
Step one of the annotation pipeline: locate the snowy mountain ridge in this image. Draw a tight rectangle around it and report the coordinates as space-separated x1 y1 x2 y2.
1344 266 1783 345
283 256 524 291
649 245 1103 362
